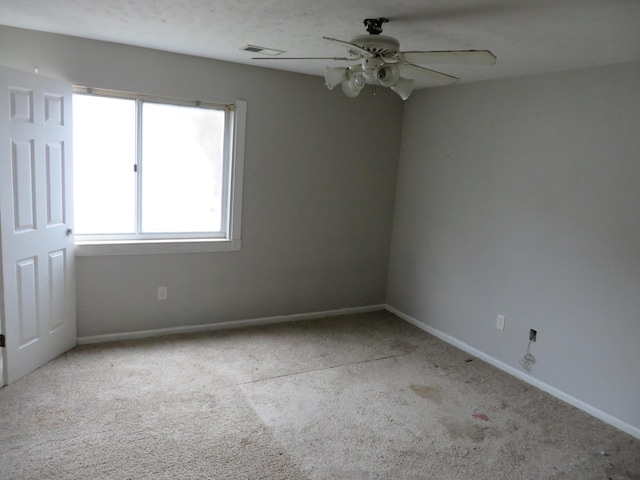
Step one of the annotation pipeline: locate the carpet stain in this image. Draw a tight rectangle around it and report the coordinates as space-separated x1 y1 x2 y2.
441 418 487 442
472 413 490 422
410 384 444 404
392 340 417 354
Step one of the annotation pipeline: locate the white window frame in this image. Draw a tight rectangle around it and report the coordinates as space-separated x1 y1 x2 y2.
72 87 246 256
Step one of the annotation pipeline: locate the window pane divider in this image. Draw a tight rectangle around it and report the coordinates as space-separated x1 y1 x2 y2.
135 98 143 235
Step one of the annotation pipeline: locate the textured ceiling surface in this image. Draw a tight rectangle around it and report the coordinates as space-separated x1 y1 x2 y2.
1 0 639 88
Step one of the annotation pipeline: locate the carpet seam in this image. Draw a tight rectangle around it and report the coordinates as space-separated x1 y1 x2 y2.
234 352 411 386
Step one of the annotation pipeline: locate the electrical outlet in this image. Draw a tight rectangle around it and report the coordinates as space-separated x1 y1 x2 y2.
529 329 537 342
496 314 506 330
158 286 168 300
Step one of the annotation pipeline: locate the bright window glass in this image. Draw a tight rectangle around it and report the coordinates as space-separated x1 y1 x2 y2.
73 95 136 234
141 103 225 233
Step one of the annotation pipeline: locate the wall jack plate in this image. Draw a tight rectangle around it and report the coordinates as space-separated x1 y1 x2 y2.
496 314 506 330
158 286 168 301
529 329 537 342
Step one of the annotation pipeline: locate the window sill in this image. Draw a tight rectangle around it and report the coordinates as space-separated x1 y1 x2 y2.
74 238 241 256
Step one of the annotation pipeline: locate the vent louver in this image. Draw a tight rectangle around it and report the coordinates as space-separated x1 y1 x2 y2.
242 45 284 56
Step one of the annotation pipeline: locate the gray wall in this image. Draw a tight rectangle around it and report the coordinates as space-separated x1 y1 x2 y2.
0 26 403 337
387 62 640 432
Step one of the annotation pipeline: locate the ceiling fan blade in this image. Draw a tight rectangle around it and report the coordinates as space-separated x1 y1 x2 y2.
398 63 459 86
400 50 497 65
252 57 358 61
323 36 374 58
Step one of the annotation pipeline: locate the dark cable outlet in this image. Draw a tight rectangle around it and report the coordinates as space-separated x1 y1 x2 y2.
529 329 537 342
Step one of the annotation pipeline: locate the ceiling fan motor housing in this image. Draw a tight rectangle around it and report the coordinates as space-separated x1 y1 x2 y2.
349 35 400 58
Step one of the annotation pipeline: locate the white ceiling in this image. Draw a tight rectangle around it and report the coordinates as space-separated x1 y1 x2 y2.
1 0 639 88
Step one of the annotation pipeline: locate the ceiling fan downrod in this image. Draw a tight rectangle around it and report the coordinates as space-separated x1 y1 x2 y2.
363 18 388 35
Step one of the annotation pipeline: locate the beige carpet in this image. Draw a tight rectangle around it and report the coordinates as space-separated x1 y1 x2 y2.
1 311 638 479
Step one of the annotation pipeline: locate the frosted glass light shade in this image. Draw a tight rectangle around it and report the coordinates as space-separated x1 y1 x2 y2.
341 72 365 98
390 77 415 100
376 64 400 87
324 67 348 90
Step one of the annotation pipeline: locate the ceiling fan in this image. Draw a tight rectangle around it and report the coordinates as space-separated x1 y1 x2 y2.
253 18 496 100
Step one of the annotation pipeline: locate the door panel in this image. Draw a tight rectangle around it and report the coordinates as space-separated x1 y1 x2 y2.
44 93 64 126
0 66 76 384
16 257 39 346
46 141 66 226
11 139 37 231
9 87 33 121
48 249 67 332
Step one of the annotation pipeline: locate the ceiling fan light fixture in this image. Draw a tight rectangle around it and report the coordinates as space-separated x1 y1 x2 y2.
359 57 382 83
324 66 348 90
341 70 366 97
390 77 415 100
376 63 401 87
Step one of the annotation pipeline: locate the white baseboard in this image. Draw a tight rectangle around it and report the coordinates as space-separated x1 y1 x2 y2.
77 304 386 345
385 305 640 440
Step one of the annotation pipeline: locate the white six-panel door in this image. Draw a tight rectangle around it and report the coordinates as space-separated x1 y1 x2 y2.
0 66 76 385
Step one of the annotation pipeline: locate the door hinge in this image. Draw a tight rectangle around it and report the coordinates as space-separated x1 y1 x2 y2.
0 334 5 348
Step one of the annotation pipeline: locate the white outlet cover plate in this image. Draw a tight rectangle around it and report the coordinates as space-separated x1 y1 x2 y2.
158 286 168 300
496 314 506 330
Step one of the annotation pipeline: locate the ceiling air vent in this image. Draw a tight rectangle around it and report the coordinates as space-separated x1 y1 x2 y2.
242 45 284 56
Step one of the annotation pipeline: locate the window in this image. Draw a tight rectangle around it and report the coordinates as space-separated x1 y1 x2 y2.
72 88 245 255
